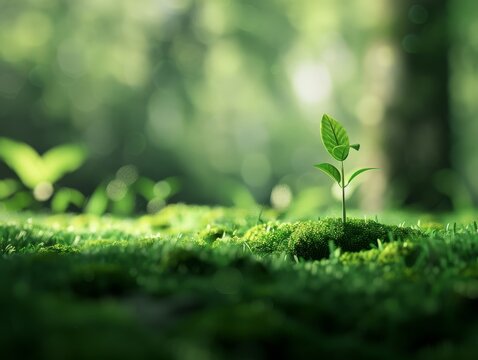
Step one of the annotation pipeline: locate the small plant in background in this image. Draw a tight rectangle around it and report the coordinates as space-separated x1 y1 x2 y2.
0 137 87 210
51 188 85 213
0 137 180 215
83 164 181 216
314 114 377 224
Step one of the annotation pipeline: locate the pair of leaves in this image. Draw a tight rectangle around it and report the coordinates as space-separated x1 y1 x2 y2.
321 114 359 161
316 114 377 187
314 164 377 188
0 137 87 188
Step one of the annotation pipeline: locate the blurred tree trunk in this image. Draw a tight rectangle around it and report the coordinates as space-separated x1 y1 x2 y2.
385 0 453 211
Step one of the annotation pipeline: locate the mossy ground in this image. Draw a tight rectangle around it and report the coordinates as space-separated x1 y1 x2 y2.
244 218 419 259
1 204 478 359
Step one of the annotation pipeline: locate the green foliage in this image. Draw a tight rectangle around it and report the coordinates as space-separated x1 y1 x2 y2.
84 184 109 215
0 142 180 215
346 167 378 186
314 163 341 184
84 175 180 216
0 179 20 198
0 138 88 210
315 114 378 223
0 138 87 189
320 114 351 161
51 187 85 213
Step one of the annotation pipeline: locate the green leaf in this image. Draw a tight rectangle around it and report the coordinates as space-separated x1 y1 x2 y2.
332 145 350 160
85 185 109 215
0 137 46 188
321 114 350 161
350 144 360 151
42 144 87 183
51 187 85 213
0 179 20 199
314 163 341 184
346 168 378 186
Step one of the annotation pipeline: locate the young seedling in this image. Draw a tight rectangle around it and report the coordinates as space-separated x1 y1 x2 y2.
314 114 377 225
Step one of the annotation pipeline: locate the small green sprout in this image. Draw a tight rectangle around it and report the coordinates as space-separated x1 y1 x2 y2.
314 114 377 224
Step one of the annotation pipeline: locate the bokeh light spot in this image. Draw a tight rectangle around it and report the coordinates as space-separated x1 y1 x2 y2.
33 182 54 201
356 96 384 125
270 184 293 210
15 12 52 49
147 198 165 214
154 181 172 198
117 165 139 186
106 179 127 201
291 63 332 105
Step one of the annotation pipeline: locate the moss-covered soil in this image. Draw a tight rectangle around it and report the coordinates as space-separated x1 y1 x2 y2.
1 204 478 359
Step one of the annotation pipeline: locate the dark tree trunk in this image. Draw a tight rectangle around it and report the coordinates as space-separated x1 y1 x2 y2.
385 0 453 211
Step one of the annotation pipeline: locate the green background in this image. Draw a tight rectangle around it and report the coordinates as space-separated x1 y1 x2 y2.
1 0 477 214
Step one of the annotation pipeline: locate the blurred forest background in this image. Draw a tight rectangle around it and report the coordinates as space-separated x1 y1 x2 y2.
0 0 477 215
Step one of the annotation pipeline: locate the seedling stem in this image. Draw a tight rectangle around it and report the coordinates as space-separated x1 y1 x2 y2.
341 161 346 224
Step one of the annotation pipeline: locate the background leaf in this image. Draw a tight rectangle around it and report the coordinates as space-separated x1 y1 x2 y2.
350 144 360 151
43 144 87 183
347 168 378 186
0 179 20 199
321 114 350 161
0 138 87 188
85 185 109 215
0 138 45 188
51 188 85 213
314 163 341 184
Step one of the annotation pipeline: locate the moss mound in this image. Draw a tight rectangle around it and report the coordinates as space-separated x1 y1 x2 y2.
244 222 296 254
245 218 419 260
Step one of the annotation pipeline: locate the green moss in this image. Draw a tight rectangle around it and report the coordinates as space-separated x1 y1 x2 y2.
1 208 478 359
37 243 79 254
79 238 130 250
420 222 445 231
197 225 230 243
287 220 331 259
142 204 275 236
289 218 418 260
0 223 74 254
242 218 418 260
338 248 381 265
339 240 417 266
244 222 295 254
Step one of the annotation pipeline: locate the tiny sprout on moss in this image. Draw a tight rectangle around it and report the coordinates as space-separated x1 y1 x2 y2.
314 114 378 225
